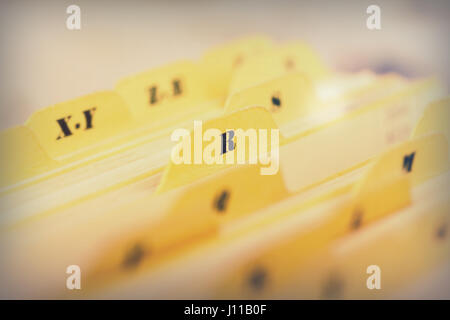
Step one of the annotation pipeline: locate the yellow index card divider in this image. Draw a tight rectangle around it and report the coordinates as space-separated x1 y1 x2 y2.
116 60 221 128
156 70 407 195
276 173 449 299
0 72 412 222
156 106 283 193
228 41 329 93
0 101 279 225
0 163 285 297
278 73 409 138
0 126 56 190
224 72 318 127
86 133 449 298
214 133 449 298
1 62 221 191
413 97 450 141
1 62 228 206
25 91 133 161
83 163 288 293
0 185 180 298
357 133 449 189
31 131 445 297
201 35 273 98
3 76 441 231
1 64 225 207
83 171 449 299
83 133 447 296
4 56 242 191
279 77 444 192
76 82 448 288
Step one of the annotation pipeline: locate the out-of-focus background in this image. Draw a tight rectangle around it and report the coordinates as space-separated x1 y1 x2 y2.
0 0 448 130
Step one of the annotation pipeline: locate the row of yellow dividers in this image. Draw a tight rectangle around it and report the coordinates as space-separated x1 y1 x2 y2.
84 100 449 298
0 36 327 190
0 74 441 230
0 35 448 299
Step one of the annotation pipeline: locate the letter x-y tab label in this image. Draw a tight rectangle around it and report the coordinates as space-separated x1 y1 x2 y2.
25 91 132 160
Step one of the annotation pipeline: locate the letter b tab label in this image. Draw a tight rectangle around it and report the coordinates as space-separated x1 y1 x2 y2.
221 130 235 154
